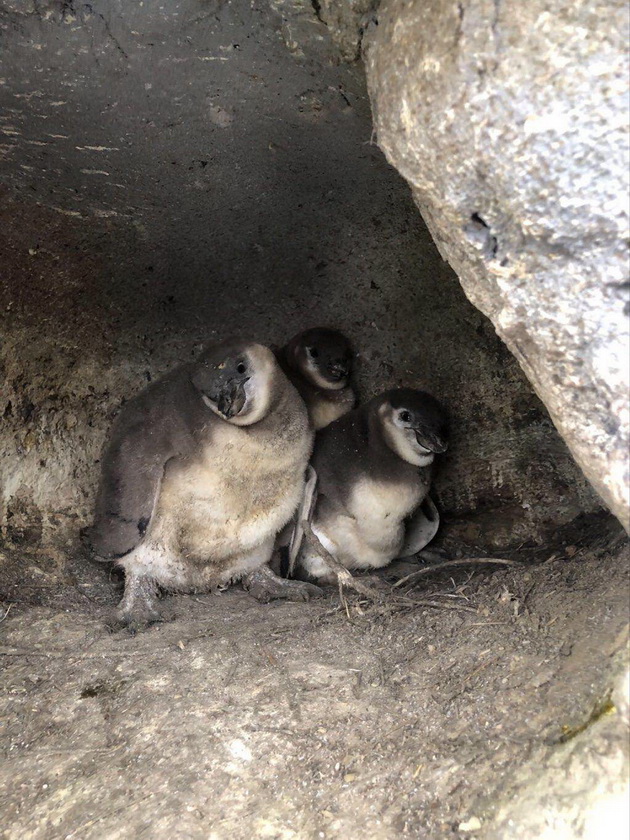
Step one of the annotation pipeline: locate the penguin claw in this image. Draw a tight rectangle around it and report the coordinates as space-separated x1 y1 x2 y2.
106 605 167 634
273 580 324 603
243 565 324 603
109 574 168 633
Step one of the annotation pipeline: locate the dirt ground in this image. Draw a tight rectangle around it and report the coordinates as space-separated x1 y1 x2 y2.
1 514 628 839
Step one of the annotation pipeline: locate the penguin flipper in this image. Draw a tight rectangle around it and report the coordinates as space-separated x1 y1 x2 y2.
398 495 440 559
88 420 173 561
287 464 318 577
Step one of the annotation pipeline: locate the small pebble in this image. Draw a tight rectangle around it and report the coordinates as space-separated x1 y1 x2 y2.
459 816 482 832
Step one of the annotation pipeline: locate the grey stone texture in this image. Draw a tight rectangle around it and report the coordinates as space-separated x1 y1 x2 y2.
314 0 379 60
362 0 630 529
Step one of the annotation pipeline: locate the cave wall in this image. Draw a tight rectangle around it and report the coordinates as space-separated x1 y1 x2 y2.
0 0 602 563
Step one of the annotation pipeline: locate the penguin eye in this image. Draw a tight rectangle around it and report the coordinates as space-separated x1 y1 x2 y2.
308 347 319 359
400 411 411 423
236 362 247 374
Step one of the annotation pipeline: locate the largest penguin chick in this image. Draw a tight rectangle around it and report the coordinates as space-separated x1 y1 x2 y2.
275 327 355 430
88 338 319 627
298 389 448 583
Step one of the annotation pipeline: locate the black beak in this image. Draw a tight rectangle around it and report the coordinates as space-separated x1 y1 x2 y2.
210 378 249 419
328 363 348 381
415 430 448 454
216 388 235 418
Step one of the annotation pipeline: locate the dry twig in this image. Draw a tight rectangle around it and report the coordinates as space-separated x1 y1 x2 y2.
301 521 379 600
393 557 520 589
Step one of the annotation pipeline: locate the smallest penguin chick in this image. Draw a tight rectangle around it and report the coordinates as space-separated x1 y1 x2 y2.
297 388 448 585
276 327 355 430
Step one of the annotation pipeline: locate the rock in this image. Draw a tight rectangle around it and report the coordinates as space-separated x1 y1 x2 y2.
459 816 482 832
315 0 379 61
207 104 234 129
364 0 630 530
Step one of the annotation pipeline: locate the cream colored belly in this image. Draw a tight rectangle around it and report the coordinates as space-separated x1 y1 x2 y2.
316 477 426 569
154 459 303 559
125 459 304 592
145 415 310 567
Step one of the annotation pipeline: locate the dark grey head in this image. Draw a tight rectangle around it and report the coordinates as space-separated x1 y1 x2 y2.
377 388 448 466
191 338 277 426
289 327 353 391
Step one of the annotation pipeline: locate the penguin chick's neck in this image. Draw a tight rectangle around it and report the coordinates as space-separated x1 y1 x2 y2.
369 404 435 470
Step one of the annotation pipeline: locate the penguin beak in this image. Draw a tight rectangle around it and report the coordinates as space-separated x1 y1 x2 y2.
328 363 348 382
415 430 448 454
209 378 250 419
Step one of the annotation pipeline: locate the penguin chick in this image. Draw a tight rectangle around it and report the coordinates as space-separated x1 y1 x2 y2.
298 389 448 584
275 327 355 430
87 338 321 628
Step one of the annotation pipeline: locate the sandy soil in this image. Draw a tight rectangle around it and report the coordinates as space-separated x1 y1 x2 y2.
1 515 628 839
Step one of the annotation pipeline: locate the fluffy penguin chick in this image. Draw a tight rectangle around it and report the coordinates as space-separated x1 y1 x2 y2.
88 338 319 627
275 327 355 430
299 389 448 584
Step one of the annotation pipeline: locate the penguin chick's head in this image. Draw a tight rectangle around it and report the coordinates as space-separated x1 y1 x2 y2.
291 327 353 391
192 339 276 426
378 388 448 467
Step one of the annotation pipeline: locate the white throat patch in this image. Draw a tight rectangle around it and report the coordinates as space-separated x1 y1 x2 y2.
379 404 435 467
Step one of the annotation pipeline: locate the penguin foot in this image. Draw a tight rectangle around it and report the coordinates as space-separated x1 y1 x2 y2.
110 574 165 633
109 610 165 635
243 564 323 603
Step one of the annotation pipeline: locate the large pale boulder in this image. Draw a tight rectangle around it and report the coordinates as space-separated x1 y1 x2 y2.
363 0 630 529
